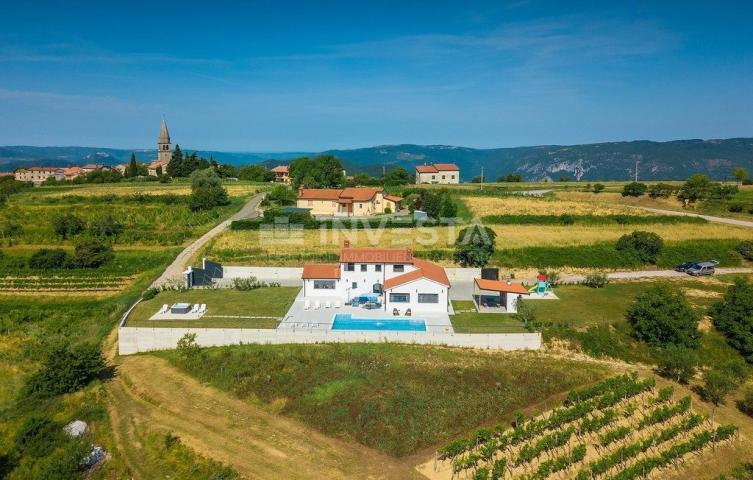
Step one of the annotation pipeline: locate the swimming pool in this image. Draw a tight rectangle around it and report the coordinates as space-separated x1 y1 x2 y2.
331 313 427 332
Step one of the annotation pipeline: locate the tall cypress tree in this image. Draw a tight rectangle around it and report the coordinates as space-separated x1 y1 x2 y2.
167 145 183 177
127 153 138 178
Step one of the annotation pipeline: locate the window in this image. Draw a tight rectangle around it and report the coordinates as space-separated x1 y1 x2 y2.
442 175 446 179
352 282 358 289
313 280 336 289
432 175 436 180
345 263 355 272
451 175 455 179
418 293 439 303
360 264 368 272
375 264 382 272
393 265 404 272
389 293 410 303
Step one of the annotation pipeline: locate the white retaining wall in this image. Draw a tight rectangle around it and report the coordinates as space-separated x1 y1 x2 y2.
118 326 541 355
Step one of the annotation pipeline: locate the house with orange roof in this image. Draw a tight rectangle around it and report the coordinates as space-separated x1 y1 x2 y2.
296 187 401 217
301 241 449 313
415 163 460 184
14 166 65 185
473 278 530 313
271 165 290 183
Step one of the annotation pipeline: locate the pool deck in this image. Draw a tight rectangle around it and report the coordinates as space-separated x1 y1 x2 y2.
280 291 454 334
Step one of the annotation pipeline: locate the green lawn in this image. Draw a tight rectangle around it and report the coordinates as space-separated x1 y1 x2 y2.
126 287 300 328
450 300 528 333
159 343 608 457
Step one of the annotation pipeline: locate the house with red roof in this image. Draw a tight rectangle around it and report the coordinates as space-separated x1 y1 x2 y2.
296 187 401 217
415 163 460 184
301 241 450 313
271 165 290 183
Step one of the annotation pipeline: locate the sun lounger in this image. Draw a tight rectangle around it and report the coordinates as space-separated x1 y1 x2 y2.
199 304 206 313
325 300 332 309
159 304 168 314
334 300 341 308
314 300 321 310
303 299 311 310
405 308 412 317
192 304 200 313
392 308 399 316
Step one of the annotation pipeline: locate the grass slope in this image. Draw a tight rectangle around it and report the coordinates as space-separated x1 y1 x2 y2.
159 344 608 457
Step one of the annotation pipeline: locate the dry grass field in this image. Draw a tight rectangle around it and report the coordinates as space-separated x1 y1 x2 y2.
204 222 753 265
554 191 685 211
463 195 650 217
23 180 264 198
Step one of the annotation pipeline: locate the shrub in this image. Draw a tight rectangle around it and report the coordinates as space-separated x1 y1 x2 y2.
73 238 114 268
142 287 159 300
710 277 753 362
22 343 108 398
583 272 609 288
28 249 69 269
622 182 647 197
232 276 274 290
454 225 496 267
384 206 392 214
648 182 675 198
737 241 753 261
626 283 701 349
616 230 663 264
729 204 745 213
559 214 575 225
51 213 85 239
593 183 605 193
515 300 537 330
89 212 123 237
738 386 753 417
266 185 296 206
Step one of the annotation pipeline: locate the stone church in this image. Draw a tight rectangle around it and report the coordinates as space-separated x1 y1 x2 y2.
148 119 172 176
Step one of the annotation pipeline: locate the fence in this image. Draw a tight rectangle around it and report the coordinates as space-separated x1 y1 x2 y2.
118 326 541 355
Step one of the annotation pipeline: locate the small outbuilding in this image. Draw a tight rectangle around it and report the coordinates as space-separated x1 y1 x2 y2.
473 278 530 313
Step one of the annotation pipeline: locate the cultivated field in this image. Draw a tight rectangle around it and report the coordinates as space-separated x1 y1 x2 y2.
463 196 649 217
422 374 739 480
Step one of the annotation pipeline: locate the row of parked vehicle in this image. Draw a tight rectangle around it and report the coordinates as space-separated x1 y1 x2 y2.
675 260 719 276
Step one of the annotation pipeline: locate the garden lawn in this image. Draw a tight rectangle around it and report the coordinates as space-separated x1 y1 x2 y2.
450 300 528 333
158 343 608 457
126 287 300 328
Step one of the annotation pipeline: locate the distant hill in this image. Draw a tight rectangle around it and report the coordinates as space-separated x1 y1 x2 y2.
2 138 752 181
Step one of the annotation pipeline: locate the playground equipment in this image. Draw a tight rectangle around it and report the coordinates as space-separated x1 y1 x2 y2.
528 273 554 297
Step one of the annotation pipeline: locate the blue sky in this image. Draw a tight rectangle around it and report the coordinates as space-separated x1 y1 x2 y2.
1 0 752 151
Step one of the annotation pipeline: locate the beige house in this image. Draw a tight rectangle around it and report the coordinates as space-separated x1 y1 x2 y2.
271 165 290 183
62 166 84 180
415 163 460 184
15 167 64 185
296 187 401 217
81 163 109 173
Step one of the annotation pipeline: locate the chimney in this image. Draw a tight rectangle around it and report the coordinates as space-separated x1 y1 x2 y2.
344 240 350 248
298 186 304 195
407 248 413 261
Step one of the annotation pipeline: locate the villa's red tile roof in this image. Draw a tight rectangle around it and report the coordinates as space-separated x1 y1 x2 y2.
340 247 413 264
384 257 450 289
474 278 530 295
302 263 341 279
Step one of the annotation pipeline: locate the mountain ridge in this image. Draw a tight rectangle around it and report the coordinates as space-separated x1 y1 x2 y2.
2 137 752 181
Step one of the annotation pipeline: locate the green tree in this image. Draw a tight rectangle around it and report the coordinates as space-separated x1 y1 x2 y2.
51 213 85 240
189 168 230 211
266 185 296 206
702 364 744 422
22 343 108 398
626 283 701 348
737 241 753 261
453 224 497 267
73 238 114 268
89 212 123 237
289 155 344 189
657 346 699 384
622 182 647 197
382 167 411 186
710 277 753 362
126 152 139 178
616 230 663 264
238 164 274 182
166 144 184 177
648 182 675 198
592 183 605 193
678 174 715 203
732 167 749 184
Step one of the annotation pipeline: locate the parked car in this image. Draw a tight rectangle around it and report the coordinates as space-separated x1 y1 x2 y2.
675 261 699 272
687 261 717 276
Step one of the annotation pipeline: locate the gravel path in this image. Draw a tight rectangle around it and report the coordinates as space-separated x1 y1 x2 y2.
151 193 264 288
639 206 753 228
555 267 753 285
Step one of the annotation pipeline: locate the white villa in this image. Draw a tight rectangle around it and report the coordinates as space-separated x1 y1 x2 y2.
301 242 450 314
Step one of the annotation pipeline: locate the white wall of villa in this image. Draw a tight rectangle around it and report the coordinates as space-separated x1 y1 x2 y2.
340 261 417 299
385 277 449 313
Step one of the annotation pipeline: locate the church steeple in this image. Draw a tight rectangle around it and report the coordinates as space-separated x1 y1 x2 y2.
157 119 172 164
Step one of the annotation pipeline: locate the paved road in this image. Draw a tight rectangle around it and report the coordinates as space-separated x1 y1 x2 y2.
151 193 264 288
639 206 753 228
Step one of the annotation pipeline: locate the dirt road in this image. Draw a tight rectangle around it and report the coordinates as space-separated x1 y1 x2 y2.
639 206 753 228
151 193 264 288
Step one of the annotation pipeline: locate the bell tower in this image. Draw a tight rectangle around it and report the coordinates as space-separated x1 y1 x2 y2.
157 119 172 164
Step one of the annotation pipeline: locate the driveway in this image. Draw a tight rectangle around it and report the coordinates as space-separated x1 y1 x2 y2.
151 192 264 288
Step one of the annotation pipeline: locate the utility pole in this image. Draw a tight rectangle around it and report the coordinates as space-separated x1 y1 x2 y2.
382 164 386 177
480 165 484 189
634 160 640 182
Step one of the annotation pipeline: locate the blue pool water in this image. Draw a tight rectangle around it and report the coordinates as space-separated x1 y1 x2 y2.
331 313 427 332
